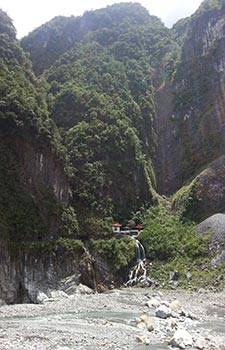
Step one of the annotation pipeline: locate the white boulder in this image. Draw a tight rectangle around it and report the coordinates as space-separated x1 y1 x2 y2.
36 291 49 304
146 297 161 308
170 329 193 349
170 300 182 313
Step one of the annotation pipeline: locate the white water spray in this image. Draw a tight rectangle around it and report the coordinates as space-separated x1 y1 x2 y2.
125 236 148 287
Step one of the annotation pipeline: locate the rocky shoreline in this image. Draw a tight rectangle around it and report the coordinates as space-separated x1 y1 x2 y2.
0 287 224 349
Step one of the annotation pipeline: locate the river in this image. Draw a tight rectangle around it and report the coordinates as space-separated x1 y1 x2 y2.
0 288 224 349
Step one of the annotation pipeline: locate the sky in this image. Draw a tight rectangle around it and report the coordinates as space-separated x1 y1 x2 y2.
0 0 203 38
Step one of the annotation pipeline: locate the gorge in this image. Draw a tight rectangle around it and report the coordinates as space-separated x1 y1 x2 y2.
1 0 225 304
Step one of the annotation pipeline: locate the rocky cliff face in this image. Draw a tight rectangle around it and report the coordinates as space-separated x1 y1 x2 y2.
0 129 71 241
156 1 225 196
0 10 82 303
173 155 225 222
0 240 82 304
2 1 225 303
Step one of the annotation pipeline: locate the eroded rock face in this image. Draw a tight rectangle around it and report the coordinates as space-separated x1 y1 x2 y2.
156 5 225 195
0 241 82 304
173 155 225 223
188 156 225 222
194 156 225 219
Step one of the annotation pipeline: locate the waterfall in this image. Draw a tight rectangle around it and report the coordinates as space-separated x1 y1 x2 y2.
125 236 149 287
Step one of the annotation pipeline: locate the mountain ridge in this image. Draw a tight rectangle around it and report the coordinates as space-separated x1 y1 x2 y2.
1 1 225 300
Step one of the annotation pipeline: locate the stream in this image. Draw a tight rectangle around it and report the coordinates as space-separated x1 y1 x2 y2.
0 288 224 350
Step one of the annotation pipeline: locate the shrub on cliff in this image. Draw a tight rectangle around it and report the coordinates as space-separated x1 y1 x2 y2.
138 204 208 261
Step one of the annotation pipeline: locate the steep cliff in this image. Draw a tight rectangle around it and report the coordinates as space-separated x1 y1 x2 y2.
2 1 225 301
22 3 176 226
0 10 83 303
19 1 225 231
0 9 78 242
156 0 225 198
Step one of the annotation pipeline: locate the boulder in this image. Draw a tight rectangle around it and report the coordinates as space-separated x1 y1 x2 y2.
155 305 172 319
139 314 154 331
198 213 225 266
161 300 170 307
50 290 69 300
146 297 161 308
36 291 49 304
170 300 183 314
198 213 225 245
136 335 149 344
76 284 94 294
195 337 207 349
170 329 193 349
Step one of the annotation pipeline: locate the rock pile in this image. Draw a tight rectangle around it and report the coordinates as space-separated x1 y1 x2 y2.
135 292 225 349
35 282 94 304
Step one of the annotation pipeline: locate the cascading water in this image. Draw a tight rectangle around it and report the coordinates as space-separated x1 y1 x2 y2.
125 236 149 287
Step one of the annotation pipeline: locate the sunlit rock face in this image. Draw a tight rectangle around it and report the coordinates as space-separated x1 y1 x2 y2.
0 240 82 304
156 4 225 195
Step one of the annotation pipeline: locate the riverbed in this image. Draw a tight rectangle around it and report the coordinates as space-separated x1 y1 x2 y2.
0 288 224 349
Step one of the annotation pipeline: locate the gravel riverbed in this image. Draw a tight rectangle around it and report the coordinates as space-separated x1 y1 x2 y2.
0 288 224 350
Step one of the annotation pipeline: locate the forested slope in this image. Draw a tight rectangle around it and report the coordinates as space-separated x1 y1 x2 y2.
1 0 225 299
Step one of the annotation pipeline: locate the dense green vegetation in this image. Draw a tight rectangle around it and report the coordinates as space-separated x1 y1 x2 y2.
172 181 202 223
0 9 77 244
91 237 136 271
1 0 225 290
139 204 209 261
37 4 177 228
138 204 221 289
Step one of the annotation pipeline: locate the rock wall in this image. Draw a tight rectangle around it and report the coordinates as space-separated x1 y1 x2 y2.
0 240 126 304
0 239 90 304
0 124 72 241
156 5 225 195
190 155 225 220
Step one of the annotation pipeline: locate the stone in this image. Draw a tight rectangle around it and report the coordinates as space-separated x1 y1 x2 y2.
36 291 49 304
76 284 94 294
136 335 150 344
170 329 193 349
186 272 192 280
50 290 69 300
146 297 161 308
183 318 194 328
170 300 182 313
195 337 207 349
147 324 154 332
169 270 180 281
140 314 152 323
155 305 171 319
169 319 178 330
139 314 154 331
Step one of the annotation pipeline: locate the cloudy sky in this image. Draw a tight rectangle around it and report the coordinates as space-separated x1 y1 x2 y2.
1 0 203 38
